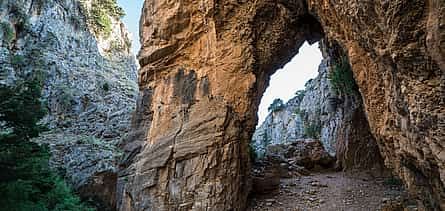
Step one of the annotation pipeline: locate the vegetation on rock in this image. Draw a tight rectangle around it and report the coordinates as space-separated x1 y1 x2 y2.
268 98 285 112
304 122 321 139
102 82 110 92
10 54 26 69
328 56 359 96
0 77 93 211
1 21 14 45
294 90 305 102
80 0 125 37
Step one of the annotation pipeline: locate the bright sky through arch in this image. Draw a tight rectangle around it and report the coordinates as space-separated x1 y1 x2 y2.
116 1 323 126
257 42 322 125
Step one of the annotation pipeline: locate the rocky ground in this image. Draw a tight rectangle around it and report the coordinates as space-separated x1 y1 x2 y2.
247 169 416 211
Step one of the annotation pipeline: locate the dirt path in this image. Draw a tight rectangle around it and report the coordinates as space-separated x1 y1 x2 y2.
247 170 415 211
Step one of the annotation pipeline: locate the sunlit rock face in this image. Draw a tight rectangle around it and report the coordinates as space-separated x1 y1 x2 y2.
119 0 444 210
307 1 444 209
0 0 138 209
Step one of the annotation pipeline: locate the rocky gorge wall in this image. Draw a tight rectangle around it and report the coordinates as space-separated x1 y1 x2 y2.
252 52 383 171
120 0 444 210
0 0 138 209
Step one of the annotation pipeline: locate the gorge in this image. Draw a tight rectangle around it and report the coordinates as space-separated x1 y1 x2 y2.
0 0 444 210
119 0 444 210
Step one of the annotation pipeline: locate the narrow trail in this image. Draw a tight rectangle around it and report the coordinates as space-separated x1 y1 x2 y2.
247 170 415 211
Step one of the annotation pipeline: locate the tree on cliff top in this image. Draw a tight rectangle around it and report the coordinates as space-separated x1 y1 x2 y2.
268 98 285 112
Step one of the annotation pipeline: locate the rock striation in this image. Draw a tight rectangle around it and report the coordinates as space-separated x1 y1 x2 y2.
121 0 444 210
0 0 138 209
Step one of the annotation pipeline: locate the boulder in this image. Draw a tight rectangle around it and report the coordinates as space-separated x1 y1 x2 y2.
267 139 336 169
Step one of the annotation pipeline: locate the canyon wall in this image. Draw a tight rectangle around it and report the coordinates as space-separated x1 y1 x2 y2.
306 1 444 209
0 0 138 209
253 55 383 171
120 0 444 210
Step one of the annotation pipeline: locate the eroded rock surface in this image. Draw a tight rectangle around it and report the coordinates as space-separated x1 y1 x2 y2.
266 139 335 170
120 0 444 210
306 1 445 209
252 54 383 171
1 0 138 209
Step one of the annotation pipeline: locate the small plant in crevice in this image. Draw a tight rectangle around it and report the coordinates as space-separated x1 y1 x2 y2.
268 98 285 113
293 107 301 115
328 56 359 96
1 21 14 45
108 40 122 52
304 122 321 139
294 90 305 102
10 54 25 69
102 82 110 92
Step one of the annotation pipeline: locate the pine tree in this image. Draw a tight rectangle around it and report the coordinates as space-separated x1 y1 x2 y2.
0 78 94 211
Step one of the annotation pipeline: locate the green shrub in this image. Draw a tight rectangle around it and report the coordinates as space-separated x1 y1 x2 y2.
102 82 110 92
304 123 321 139
293 107 301 115
10 54 26 69
90 7 112 36
294 90 305 102
328 56 359 96
0 77 93 210
0 141 94 211
81 0 125 37
268 98 284 112
0 79 46 139
1 21 14 44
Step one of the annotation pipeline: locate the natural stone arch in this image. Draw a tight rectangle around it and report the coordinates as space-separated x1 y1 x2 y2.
117 0 445 210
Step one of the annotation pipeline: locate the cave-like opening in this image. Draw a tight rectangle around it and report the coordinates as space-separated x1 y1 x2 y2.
247 34 407 210
253 41 322 157
117 1 427 209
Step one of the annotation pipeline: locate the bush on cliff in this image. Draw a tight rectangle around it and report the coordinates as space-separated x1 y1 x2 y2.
328 56 359 96
81 0 125 37
268 98 285 112
0 78 94 211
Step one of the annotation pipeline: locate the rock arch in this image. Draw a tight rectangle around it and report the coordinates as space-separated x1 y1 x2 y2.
117 0 444 210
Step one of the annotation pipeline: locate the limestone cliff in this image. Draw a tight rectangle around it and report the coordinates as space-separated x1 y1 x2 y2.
252 95 304 157
120 0 444 210
253 53 383 171
0 0 138 209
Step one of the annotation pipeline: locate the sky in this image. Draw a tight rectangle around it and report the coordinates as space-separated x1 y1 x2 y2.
257 42 322 124
116 1 323 125
117 0 144 54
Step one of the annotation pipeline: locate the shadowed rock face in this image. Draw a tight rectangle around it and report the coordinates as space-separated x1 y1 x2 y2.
118 0 444 210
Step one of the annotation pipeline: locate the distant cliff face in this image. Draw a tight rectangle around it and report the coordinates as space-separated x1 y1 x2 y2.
252 96 304 157
0 0 138 209
252 55 383 171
